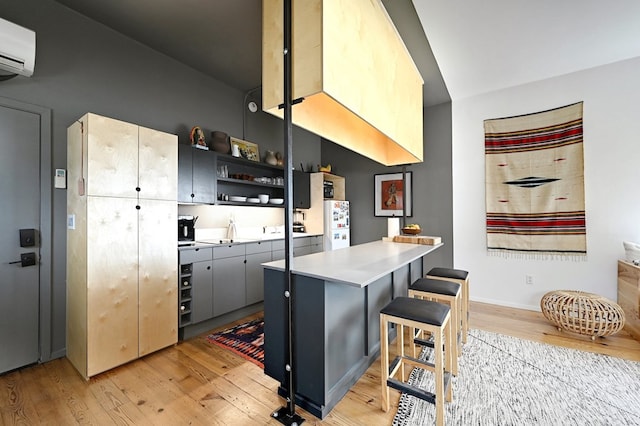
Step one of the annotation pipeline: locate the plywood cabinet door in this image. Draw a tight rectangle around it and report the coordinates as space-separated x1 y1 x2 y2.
68 113 178 379
86 196 139 377
86 113 139 198
138 126 178 201
138 199 177 356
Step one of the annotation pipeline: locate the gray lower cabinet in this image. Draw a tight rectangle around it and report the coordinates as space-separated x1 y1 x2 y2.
272 239 284 260
310 235 324 253
267 236 324 260
191 260 213 323
246 250 272 305
293 237 312 257
178 235 323 330
212 244 246 317
179 247 214 325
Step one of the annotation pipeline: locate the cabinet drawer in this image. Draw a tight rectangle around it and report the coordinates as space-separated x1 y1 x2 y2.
293 246 312 257
272 249 284 261
293 237 311 248
310 235 323 245
246 241 272 255
180 247 213 264
272 239 285 251
213 244 245 259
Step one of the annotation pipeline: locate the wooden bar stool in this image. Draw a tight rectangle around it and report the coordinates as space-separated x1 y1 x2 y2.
409 278 462 370
380 297 455 426
427 267 470 343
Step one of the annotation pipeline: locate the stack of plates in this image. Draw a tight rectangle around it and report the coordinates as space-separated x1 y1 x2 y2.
229 195 247 202
247 197 260 203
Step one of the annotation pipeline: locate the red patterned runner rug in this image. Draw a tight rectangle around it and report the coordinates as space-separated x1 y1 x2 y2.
206 317 264 368
484 102 586 259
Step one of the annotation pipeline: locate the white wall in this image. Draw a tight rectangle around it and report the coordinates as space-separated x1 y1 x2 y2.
452 57 640 310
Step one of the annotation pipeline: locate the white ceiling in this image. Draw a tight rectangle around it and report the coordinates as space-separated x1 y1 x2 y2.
52 0 640 105
413 0 640 100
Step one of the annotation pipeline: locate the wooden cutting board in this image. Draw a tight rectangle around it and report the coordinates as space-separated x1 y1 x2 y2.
393 235 442 245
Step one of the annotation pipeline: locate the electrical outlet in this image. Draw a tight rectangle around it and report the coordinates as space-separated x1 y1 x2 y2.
525 275 534 285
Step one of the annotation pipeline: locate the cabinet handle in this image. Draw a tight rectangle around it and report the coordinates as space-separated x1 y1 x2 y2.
244 259 247 264
136 187 141 192
191 193 195 198
207 266 211 270
136 205 141 210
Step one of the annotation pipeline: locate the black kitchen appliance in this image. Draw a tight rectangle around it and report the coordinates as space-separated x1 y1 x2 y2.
323 180 334 199
293 222 306 233
178 215 197 242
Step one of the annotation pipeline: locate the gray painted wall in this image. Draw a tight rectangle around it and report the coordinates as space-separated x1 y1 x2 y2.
321 102 453 270
0 0 320 359
0 0 453 360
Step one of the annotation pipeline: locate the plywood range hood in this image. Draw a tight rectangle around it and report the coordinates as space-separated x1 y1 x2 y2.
262 0 424 166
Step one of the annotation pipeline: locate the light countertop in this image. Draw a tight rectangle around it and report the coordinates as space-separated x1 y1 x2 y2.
263 240 443 288
178 232 321 250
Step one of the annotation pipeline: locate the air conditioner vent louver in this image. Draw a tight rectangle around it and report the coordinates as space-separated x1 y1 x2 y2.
0 17 35 77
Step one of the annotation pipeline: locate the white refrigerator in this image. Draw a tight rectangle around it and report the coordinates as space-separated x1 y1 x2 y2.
323 200 350 250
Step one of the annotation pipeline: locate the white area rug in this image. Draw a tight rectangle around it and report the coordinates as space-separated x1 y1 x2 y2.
392 329 640 425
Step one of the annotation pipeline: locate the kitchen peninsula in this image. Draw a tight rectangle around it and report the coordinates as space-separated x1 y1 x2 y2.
262 240 442 418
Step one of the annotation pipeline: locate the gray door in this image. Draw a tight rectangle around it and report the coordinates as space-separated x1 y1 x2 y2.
0 105 41 373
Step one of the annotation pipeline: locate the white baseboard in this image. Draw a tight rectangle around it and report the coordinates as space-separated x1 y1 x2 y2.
471 296 541 312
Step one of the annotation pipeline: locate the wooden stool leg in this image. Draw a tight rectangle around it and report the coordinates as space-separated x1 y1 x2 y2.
462 278 469 343
445 316 454 400
397 324 405 380
449 298 459 375
380 314 390 412
434 328 445 426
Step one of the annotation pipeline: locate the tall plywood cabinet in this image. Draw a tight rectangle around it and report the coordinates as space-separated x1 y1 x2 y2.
67 113 178 379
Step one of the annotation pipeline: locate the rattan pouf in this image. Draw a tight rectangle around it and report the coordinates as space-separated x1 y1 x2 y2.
540 290 626 340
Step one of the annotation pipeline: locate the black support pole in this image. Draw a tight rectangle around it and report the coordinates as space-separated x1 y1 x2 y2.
402 165 407 228
272 0 304 424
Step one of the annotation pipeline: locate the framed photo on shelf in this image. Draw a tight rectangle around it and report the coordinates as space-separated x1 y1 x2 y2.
374 172 413 217
229 137 260 162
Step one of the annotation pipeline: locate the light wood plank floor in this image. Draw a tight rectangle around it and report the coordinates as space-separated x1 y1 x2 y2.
2 302 639 425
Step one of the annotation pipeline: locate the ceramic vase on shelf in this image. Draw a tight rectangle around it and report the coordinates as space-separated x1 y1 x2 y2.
265 150 278 165
211 131 230 154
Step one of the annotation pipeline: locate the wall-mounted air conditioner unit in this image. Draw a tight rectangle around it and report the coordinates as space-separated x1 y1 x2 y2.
0 17 36 77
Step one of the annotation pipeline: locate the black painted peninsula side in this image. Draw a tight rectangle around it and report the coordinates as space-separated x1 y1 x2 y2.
262 240 442 418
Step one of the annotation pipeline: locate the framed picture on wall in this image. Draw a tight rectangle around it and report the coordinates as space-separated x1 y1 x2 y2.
374 172 413 217
229 137 261 162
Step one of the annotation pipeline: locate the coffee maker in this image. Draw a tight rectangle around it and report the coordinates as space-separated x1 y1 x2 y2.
178 215 197 242
293 210 306 233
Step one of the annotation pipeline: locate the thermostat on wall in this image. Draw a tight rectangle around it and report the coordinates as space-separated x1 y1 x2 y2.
55 168 67 189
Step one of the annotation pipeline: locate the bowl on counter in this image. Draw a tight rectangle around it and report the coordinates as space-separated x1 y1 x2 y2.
269 198 284 205
258 194 269 204
401 227 421 235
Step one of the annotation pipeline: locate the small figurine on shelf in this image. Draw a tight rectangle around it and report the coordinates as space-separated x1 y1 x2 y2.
190 126 208 150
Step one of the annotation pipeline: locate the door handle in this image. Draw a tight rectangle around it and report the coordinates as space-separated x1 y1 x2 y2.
8 252 37 267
